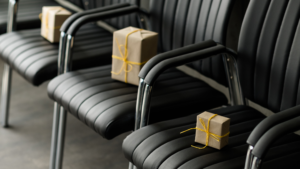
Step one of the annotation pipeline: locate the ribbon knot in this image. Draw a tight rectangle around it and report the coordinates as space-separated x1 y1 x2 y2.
180 114 230 149
111 29 147 83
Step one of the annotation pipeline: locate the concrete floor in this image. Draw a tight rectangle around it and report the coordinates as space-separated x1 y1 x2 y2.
0 60 130 169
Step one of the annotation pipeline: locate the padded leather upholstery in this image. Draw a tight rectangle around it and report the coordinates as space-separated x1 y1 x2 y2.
122 0 300 168
48 65 227 139
238 0 300 112
47 0 234 140
123 106 300 169
84 0 139 29
0 24 113 85
149 0 234 86
0 0 60 34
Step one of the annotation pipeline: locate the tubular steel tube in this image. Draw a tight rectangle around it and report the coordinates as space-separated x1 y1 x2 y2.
134 79 145 130
140 84 152 128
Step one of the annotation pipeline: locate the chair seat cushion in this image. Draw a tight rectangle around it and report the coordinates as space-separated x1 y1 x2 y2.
0 0 60 34
0 24 113 86
47 65 228 139
122 105 300 169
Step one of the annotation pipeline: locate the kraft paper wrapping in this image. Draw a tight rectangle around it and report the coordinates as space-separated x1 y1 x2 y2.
111 26 158 85
195 112 230 150
41 6 71 43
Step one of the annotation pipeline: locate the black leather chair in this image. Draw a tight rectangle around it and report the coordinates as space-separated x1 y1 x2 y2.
47 0 235 169
0 0 139 128
122 0 300 168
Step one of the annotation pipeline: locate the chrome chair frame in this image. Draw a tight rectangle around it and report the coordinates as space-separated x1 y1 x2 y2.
250 156 262 169
50 34 74 169
49 32 68 169
135 52 245 129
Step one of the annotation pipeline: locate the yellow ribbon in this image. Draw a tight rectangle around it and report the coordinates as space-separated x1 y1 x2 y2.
39 7 64 38
180 114 230 149
111 29 147 83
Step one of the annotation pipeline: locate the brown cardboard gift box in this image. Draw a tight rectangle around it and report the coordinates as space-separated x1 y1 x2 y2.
195 112 230 150
41 6 71 43
111 26 158 85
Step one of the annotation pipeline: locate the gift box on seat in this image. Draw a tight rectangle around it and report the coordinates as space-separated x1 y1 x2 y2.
111 27 158 85
194 112 230 150
41 6 71 43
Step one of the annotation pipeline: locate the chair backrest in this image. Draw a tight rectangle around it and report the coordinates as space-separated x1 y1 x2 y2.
69 0 85 8
82 0 139 28
238 0 300 112
148 0 235 86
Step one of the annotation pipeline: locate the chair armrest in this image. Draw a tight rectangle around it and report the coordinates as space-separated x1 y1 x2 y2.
66 5 139 36
143 44 227 85
247 105 300 147
60 3 131 32
252 107 300 159
139 40 217 79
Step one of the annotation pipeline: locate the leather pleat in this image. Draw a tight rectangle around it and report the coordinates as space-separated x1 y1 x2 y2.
48 66 228 139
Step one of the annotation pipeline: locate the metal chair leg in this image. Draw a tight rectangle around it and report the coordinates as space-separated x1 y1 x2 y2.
128 162 134 169
49 31 67 169
127 79 145 169
0 64 12 127
55 106 68 169
1 0 18 127
49 103 61 169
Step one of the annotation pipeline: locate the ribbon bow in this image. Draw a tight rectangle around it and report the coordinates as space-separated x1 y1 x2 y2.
180 114 230 149
111 29 147 83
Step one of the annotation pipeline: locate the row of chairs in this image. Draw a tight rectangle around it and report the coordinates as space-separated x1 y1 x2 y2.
0 0 300 169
